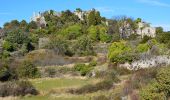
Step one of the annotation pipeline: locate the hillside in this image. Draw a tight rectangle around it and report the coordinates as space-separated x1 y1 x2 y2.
0 8 170 100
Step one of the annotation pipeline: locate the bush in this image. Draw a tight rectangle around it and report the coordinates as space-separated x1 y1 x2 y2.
89 60 97 66
156 67 170 95
0 64 17 82
74 63 93 76
0 81 38 97
2 41 14 52
0 66 11 81
17 61 40 78
139 66 170 100
136 43 149 53
108 41 133 63
140 82 166 100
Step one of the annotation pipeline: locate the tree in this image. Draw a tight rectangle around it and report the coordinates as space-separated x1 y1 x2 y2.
156 27 163 34
46 36 71 56
87 25 112 42
20 20 28 28
28 21 38 29
88 10 96 26
95 11 101 25
11 20 20 28
76 8 82 12
59 24 82 40
73 36 95 56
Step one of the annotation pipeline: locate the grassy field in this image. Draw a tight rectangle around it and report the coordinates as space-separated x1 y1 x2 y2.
20 78 100 100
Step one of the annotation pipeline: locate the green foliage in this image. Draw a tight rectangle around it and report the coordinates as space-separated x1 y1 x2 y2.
87 25 111 42
46 36 73 56
28 21 38 29
73 36 95 56
156 32 170 49
156 27 163 34
1 50 10 58
140 82 166 100
108 41 133 63
5 30 30 45
156 67 170 95
2 41 14 52
61 10 80 24
74 63 93 76
17 61 40 78
140 67 170 100
58 24 82 40
136 43 149 53
88 9 102 26
140 35 151 43
0 65 11 81
89 60 97 67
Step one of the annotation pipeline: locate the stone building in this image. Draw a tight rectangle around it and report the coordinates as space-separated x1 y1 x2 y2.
31 12 47 28
119 21 156 38
136 22 156 38
119 21 134 38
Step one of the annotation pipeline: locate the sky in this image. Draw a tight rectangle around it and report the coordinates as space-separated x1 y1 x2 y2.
0 0 170 31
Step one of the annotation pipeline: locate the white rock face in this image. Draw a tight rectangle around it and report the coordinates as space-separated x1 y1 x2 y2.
31 12 47 27
136 22 156 38
120 55 170 70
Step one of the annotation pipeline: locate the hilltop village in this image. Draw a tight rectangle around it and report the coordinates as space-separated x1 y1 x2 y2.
0 8 170 100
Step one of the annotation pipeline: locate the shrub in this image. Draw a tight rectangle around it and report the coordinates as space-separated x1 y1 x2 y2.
156 67 170 95
74 63 93 76
140 82 166 100
108 41 133 63
136 43 149 53
2 41 14 52
0 64 17 82
17 61 40 78
139 67 170 100
0 81 38 97
89 60 97 66
0 66 11 81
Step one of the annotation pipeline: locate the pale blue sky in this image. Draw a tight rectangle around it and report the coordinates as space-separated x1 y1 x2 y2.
0 0 170 31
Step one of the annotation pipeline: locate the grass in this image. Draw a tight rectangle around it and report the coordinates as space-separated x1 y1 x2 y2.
30 78 98 91
20 78 99 100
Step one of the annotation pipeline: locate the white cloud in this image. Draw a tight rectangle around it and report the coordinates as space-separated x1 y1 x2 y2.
137 0 170 7
95 7 115 13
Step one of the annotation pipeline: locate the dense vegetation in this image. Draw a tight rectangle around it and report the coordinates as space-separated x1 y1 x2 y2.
0 8 170 99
